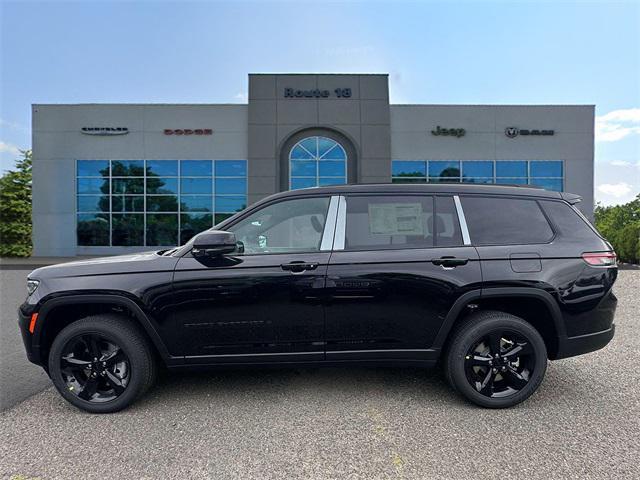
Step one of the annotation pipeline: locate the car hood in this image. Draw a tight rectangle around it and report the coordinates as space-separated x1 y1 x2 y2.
29 251 180 279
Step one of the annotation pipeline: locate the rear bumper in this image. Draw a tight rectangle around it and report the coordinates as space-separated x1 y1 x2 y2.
555 324 615 360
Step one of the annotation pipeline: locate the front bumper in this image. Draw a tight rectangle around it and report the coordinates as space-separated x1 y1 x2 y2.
18 306 43 366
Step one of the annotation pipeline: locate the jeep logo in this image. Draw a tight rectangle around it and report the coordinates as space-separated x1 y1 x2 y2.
505 127 554 138
431 126 466 138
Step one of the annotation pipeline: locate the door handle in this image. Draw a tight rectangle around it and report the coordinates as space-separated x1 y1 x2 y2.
431 257 468 269
280 262 319 273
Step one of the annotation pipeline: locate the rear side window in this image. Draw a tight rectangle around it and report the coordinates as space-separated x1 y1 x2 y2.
540 200 599 241
461 196 554 245
345 196 434 250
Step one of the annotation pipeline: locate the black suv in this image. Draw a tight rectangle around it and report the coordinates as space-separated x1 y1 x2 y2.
19 184 618 412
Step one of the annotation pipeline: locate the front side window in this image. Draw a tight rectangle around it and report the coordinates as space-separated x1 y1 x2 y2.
289 136 347 190
229 197 330 254
460 196 554 245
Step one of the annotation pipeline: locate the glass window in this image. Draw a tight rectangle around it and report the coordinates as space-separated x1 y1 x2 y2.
290 177 317 190
77 178 109 195
429 177 461 183
111 160 144 176
181 178 212 195
77 214 110 246
345 196 434 250
146 160 178 177
146 214 179 246
77 196 109 213
112 214 144 246
76 159 247 248
77 160 109 177
180 213 213 245
215 160 247 177
462 161 493 178
462 177 493 184
181 160 212 177
215 177 246 195
181 196 212 212
460 196 553 245
392 177 427 184
529 178 562 192
112 196 144 212
229 197 330 254
289 136 347 189
495 177 527 185
146 195 178 212
530 161 562 177
215 196 246 213
540 200 597 241
146 177 178 195
112 178 144 195
435 196 462 247
429 161 460 178
496 161 527 178
392 161 427 178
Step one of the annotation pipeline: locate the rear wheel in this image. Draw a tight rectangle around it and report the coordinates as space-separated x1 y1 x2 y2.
445 310 547 408
48 314 156 413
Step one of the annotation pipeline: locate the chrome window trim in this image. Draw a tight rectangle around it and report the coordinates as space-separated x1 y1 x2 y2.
333 195 347 250
453 195 471 246
320 196 340 251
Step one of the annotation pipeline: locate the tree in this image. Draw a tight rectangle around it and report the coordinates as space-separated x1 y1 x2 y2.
594 193 640 264
0 149 32 257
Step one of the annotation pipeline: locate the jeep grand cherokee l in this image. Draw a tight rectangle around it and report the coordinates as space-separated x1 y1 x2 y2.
19 184 618 412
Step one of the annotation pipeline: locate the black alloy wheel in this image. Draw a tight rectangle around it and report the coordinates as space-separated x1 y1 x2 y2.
59 334 130 402
49 314 156 413
464 329 535 398
445 310 547 408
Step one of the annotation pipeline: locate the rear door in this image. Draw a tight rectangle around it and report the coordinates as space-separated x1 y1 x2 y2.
324 194 481 361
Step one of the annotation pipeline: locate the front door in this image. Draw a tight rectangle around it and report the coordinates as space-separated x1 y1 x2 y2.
324 194 481 361
172 195 337 363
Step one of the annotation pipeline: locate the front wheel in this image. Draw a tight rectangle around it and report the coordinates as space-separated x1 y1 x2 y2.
445 310 547 408
48 314 156 413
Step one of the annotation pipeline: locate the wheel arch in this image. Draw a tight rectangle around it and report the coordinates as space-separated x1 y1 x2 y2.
434 288 566 359
34 294 175 367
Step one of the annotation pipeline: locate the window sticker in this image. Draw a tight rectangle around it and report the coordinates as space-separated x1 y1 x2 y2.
368 203 424 235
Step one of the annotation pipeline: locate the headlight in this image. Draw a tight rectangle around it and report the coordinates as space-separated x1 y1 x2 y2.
27 279 40 296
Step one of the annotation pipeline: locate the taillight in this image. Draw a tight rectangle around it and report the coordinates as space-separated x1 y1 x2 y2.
582 251 617 267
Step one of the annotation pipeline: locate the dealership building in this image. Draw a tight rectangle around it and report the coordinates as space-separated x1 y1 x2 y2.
32 73 595 256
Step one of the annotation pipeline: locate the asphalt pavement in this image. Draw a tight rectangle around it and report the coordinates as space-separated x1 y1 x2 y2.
0 268 51 411
0 270 638 479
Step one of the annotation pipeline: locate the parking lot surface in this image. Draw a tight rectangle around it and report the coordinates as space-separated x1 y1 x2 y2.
1 270 638 479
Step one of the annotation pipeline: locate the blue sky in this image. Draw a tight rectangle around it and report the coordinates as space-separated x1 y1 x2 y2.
1 0 638 205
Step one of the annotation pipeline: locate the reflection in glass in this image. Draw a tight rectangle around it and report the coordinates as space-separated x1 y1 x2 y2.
146 214 178 246
215 160 247 177
77 178 109 195
146 160 178 177
289 136 347 189
146 195 178 212
181 160 212 176
111 160 144 176
429 161 460 177
530 161 562 178
112 214 144 246
77 160 109 177
146 177 178 194
112 178 144 195
215 178 246 195
181 178 212 195
77 196 109 212
181 195 212 212
180 213 212 245
112 196 144 212
290 177 317 190
215 196 246 213
462 161 493 178
77 214 110 246
392 161 427 178
529 178 563 191
496 161 527 178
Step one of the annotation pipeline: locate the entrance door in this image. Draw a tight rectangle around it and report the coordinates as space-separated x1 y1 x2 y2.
324 194 481 361
172 195 338 363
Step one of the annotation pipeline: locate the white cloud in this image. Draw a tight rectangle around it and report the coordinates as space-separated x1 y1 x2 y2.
233 92 248 103
610 160 640 168
597 182 633 198
0 141 21 156
595 107 640 142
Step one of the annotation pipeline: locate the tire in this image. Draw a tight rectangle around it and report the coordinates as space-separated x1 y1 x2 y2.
48 314 157 413
444 310 547 408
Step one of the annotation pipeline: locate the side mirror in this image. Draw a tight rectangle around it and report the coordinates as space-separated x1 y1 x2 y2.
192 230 237 258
